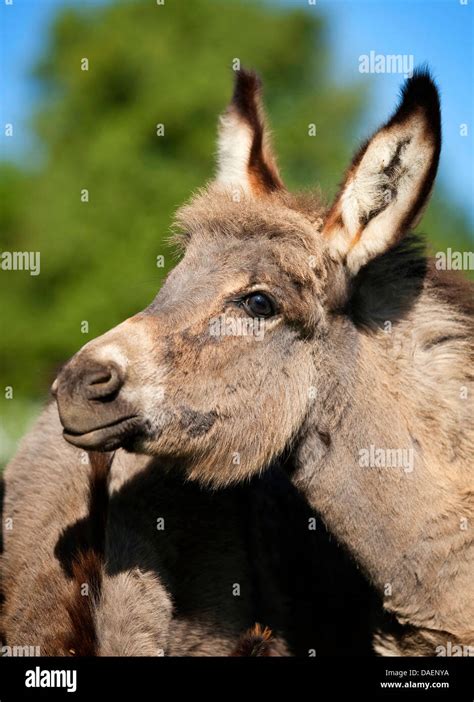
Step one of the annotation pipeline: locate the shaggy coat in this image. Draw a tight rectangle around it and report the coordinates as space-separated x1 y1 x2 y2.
1 69 472 656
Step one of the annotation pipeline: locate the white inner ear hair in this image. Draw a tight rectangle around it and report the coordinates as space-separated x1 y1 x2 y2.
216 109 253 193
340 116 434 272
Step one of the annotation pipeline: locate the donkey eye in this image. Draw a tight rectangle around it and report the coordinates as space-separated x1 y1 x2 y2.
242 292 275 318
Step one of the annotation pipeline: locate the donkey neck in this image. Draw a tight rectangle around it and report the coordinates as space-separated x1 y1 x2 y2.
292 311 473 638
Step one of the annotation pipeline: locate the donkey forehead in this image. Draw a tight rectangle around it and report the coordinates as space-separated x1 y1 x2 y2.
154 241 303 305
173 186 326 251
143 234 325 331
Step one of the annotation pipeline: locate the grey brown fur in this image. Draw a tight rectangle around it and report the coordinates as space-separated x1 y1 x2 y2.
1 69 472 656
1 403 374 655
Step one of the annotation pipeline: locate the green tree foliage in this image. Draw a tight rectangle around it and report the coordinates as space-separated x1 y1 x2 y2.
0 0 472 458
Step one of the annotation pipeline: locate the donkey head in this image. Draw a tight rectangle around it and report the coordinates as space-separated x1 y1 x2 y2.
54 69 441 485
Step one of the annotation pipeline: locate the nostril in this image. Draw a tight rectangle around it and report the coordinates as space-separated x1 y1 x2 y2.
83 363 124 401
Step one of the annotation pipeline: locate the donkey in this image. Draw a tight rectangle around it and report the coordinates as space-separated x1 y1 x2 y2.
2 68 472 657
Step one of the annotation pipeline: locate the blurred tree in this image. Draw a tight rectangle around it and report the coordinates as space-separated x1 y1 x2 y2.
0 0 472 456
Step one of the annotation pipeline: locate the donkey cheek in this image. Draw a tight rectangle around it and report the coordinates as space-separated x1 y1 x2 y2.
178 406 218 437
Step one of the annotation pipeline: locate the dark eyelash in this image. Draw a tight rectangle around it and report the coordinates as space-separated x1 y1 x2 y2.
229 294 250 308
228 292 279 315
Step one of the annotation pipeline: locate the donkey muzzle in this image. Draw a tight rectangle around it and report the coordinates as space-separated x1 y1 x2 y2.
53 356 140 451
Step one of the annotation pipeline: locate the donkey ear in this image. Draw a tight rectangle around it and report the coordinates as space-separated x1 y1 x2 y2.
323 70 441 274
215 69 284 195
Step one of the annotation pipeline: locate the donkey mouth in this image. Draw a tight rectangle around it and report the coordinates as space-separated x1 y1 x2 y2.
62 415 141 451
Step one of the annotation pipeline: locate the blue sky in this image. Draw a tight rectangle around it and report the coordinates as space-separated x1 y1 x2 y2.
1 0 473 225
